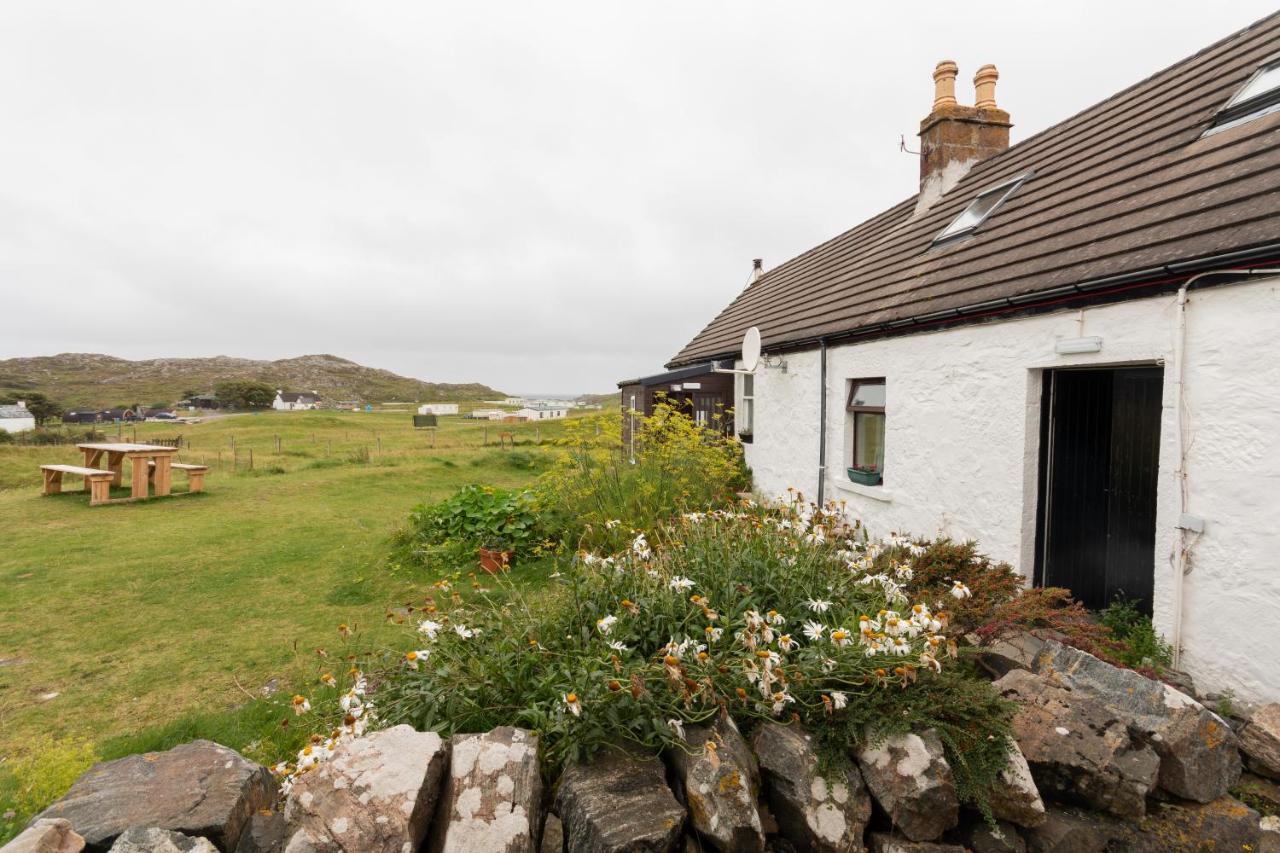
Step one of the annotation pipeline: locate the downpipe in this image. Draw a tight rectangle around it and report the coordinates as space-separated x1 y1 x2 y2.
817 338 828 504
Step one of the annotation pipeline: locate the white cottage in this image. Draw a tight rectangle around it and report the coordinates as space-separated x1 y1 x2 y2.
0 401 36 433
662 16 1280 701
272 390 320 411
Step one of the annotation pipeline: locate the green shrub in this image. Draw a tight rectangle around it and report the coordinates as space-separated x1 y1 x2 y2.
398 484 542 560
536 401 749 551
1098 597 1173 671
363 499 1013 814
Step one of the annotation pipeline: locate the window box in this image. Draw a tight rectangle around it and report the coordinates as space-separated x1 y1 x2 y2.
847 466 882 487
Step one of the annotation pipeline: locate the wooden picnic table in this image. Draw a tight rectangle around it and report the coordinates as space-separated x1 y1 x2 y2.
77 442 180 500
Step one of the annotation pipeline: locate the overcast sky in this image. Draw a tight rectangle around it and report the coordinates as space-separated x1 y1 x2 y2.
1 2 1274 394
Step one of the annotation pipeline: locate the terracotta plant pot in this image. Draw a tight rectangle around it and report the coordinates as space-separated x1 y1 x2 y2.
478 547 513 574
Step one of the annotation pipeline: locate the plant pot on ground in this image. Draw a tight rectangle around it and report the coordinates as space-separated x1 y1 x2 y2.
478 546 513 574
847 466 882 486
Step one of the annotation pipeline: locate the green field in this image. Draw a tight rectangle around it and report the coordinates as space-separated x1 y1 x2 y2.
0 408 578 824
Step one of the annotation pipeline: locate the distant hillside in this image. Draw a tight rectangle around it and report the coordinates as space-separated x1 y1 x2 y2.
0 353 503 409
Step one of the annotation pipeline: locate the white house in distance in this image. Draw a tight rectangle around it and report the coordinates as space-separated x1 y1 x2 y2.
657 16 1280 701
272 390 320 411
467 408 507 420
0 401 36 433
417 403 459 416
515 405 568 421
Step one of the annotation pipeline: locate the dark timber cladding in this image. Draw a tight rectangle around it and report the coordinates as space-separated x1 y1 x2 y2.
618 363 734 437
668 12 1280 367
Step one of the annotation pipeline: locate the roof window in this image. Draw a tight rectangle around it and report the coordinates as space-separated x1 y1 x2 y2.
931 171 1032 246
1210 58 1280 132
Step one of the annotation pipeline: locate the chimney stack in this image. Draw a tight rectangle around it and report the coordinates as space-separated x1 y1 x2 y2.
914 60 1012 215
746 258 764 288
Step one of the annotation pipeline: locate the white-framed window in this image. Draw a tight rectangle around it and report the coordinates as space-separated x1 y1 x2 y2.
846 378 885 485
737 373 754 443
1209 56 1280 132
931 171 1033 246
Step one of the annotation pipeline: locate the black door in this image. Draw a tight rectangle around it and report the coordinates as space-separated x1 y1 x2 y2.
1036 366 1163 614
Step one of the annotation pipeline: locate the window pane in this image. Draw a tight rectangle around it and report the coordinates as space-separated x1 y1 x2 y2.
1229 62 1280 107
743 374 754 395
854 412 885 470
850 381 885 408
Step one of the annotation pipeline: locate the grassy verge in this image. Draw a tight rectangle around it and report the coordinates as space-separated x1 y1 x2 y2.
0 408 573 836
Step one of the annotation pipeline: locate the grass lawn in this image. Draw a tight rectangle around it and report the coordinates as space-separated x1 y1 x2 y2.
0 407 578 833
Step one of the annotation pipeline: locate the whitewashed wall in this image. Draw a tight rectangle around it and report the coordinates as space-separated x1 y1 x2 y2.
0 415 35 434
738 276 1280 701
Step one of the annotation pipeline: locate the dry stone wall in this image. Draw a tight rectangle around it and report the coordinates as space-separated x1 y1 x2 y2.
9 636 1280 853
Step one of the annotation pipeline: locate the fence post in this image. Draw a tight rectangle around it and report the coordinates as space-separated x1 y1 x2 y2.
327 439 332 456
275 435 281 453
249 448 254 470
483 426 488 446
377 436 382 452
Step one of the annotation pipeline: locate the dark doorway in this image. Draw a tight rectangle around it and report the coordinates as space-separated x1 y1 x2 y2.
1035 366 1164 614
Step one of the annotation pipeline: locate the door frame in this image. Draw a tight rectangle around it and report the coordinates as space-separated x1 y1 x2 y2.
1032 362 1164 598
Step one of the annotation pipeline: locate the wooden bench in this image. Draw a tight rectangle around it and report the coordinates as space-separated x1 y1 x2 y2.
149 460 210 493
41 465 115 506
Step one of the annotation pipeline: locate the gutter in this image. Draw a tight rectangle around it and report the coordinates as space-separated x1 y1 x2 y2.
669 242 1280 368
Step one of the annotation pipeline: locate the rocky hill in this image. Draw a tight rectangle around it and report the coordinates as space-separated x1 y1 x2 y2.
0 353 503 409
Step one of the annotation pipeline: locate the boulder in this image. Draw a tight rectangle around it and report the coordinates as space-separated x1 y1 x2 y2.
987 743 1045 828
1240 703 1280 780
1 819 85 853
1261 815 1280 853
751 722 872 852
34 740 276 851
1117 795 1262 852
866 834 964 853
235 810 286 853
1028 640 1240 802
282 725 449 853
975 633 1050 680
556 744 686 853
427 727 542 853
667 718 763 852
1149 703 1241 803
993 670 1158 819
854 729 958 842
106 828 217 852
539 815 563 853
1021 806 1124 853
956 819 1025 853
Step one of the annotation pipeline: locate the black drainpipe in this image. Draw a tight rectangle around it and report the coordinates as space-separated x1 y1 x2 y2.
817 338 828 505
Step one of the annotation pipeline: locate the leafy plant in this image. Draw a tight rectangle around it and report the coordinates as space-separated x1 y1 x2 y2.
399 484 542 558
536 400 749 551
363 499 1014 816
1098 597 1173 670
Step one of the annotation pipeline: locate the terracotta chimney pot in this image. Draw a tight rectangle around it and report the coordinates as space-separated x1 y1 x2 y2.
974 64 999 109
932 60 959 110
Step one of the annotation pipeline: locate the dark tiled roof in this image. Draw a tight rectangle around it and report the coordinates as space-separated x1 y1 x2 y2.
670 13 1280 366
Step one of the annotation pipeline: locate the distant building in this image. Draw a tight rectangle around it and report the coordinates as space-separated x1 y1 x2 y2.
417 403 459 416
515 405 568 421
273 390 321 411
63 410 101 424
467 409 507 420
189 394 220 409
0 402 36 433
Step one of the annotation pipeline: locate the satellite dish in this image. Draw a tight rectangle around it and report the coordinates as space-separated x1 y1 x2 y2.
741 326 762 372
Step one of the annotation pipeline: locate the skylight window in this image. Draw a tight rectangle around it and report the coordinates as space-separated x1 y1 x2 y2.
1211 58 1280 132
931 171 1032 246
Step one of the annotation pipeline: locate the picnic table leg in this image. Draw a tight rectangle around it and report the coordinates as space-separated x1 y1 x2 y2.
108 452 124 486
131 456 149 499
89 476 111 506
42 469 63 495
154 456 173 497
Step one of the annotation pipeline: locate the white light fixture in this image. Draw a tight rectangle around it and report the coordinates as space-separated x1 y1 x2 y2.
1054 336 1103 355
